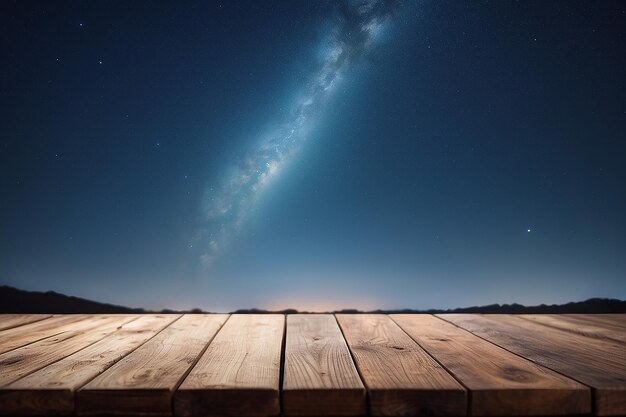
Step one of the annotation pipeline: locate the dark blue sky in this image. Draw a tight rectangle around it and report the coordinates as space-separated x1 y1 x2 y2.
2 1 625 311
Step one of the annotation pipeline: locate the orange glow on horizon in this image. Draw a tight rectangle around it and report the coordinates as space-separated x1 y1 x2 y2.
261 295 383 313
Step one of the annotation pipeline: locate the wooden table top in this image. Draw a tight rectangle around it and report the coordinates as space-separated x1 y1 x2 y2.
0 313 624 416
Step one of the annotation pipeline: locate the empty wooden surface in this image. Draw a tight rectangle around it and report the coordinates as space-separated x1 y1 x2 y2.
391 314 590 416
440 314 626 416
518 314 626 344
0 314 95 354
283 314 365 416
175 314 284 417
0 315 179 415
0 314 51 331
0 313 624 417
336 314 466 416
568 313 626 329
77 314 227 416
0 315 136 388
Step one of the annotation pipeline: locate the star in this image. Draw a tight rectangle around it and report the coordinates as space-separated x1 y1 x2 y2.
527 229 532 233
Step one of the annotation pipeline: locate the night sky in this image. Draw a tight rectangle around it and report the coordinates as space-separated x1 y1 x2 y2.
2 1 625 311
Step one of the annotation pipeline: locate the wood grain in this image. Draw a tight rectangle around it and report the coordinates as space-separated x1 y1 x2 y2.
175 314 284 417
440 314 626 416
0 314 178 415
0 313 623 417
519 314 626 344
336 314 466 416
392 314 590 416
0 314 52 332
0 315 136 389
283 314 365 416
0 314 95 354
77 314 227 416
567 314 626 330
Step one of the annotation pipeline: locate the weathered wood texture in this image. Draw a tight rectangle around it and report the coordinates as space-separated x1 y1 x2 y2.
519 314 626 344
0 315 179 415
174 314 284 417
440 314 626 416
391 314 590 416
0 313 624 417
0 314 51 331
283 314 365 416
568 313 626 329
336 314 466 416
0 315 136 388
0 314 96 354
77 314 227 416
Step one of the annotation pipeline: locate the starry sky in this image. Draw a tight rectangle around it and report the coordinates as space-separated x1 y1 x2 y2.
2 1 625 312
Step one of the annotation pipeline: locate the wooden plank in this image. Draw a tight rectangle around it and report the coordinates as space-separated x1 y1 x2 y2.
0 315 136 388
77 314 228 416
392 314 590 416
440 314 626 416
568 314 626 330
174 314 284 417
335 314 466 417
0 314 52 332
519 314 626 344
0 314 96 354
283 314 365 417
0 314 179 416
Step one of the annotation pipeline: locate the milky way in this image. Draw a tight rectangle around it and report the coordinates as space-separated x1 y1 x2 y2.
195 0 401 265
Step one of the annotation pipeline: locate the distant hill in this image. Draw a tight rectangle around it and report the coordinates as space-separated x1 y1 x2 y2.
234 298 626 314
1 285 625 314
0 285 148 313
